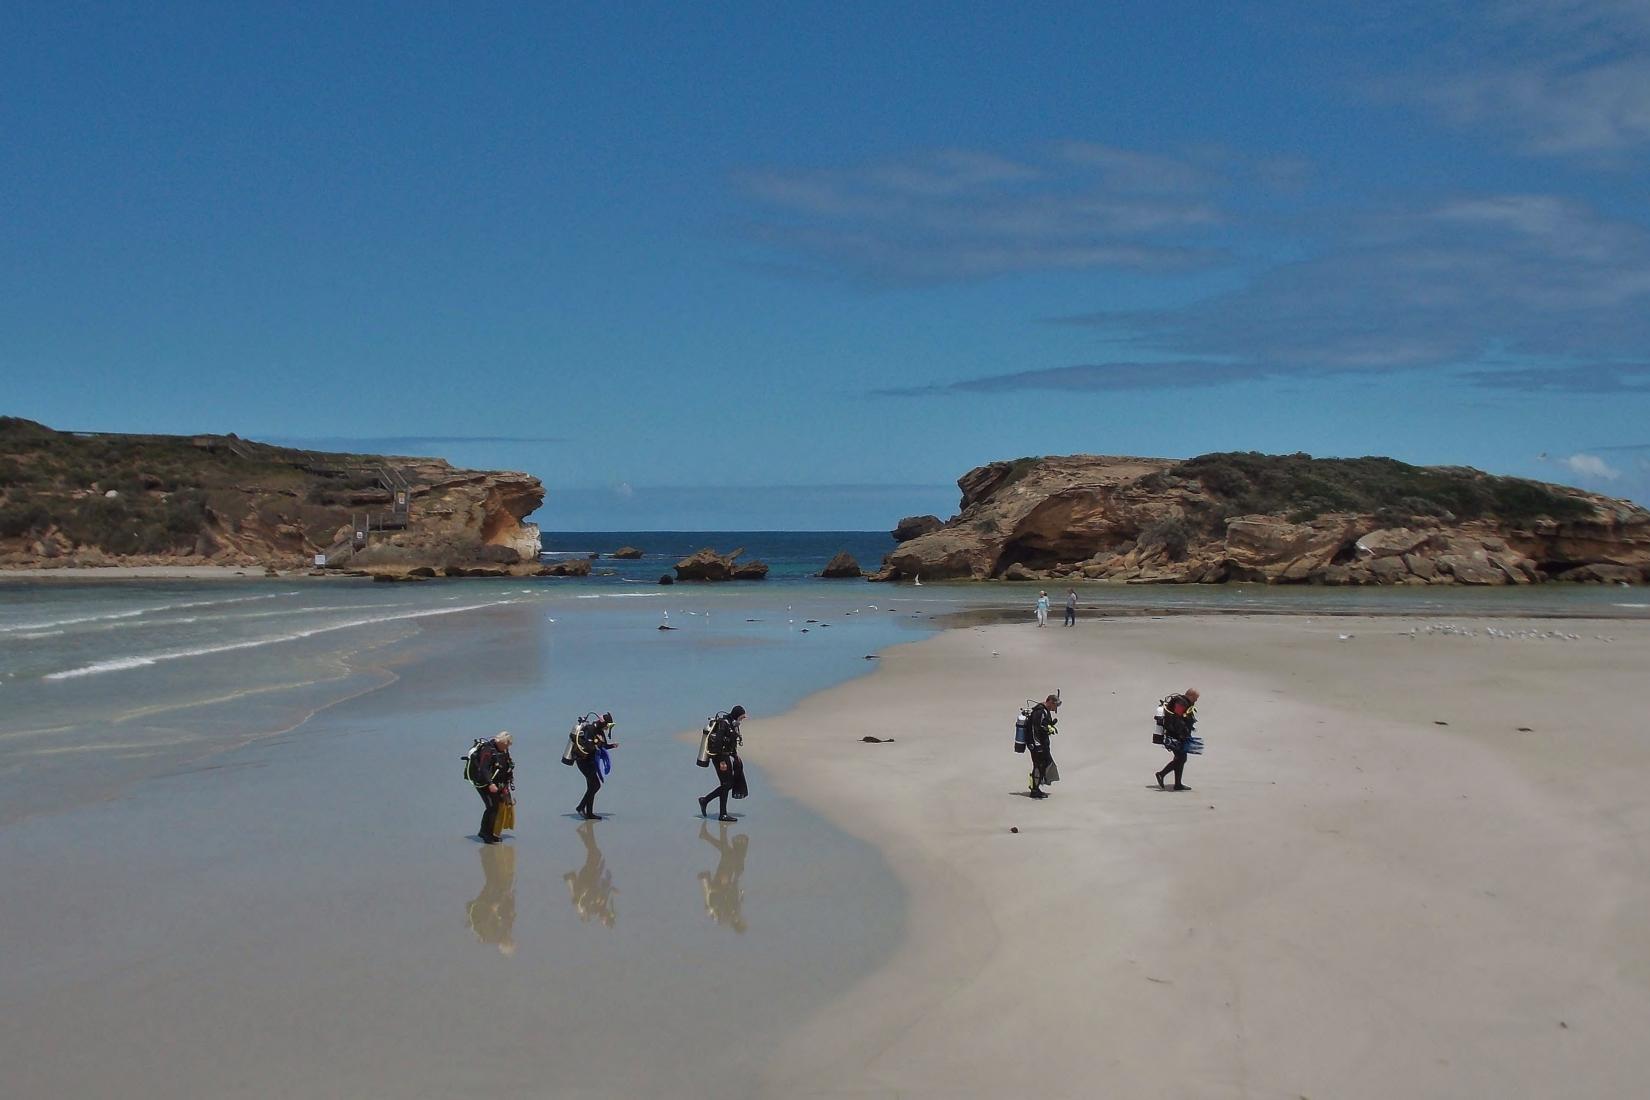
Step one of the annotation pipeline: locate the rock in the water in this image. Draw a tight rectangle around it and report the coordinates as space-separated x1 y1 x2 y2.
675 547 769 581
820 551 862 578
538 558 592 577
611 546 644 559
658 574 674 585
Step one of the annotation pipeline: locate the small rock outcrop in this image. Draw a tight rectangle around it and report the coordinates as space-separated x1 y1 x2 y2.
891 515 944 543
611 546 644 559
675 547 769 581
539 558 593 577
820 551 862 578
873 452 1650 586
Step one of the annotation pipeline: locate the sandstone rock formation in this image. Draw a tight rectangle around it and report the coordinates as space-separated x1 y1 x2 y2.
675 547 770 581
0 420 547 577
891 515 943 543
611 546 644 559
820 550 862 578
873 452 1650 586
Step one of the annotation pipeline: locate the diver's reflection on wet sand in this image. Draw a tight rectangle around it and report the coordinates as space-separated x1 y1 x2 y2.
564 820 618 927
698 821 749 934
466 842 517 955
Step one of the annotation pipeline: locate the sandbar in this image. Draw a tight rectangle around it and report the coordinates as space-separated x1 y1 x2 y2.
749 613 1650 1097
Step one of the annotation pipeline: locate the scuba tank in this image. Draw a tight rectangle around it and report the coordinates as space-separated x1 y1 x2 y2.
1152 701 1166 744
561 720 579 766
696 720 713 767
1013 709 1028 753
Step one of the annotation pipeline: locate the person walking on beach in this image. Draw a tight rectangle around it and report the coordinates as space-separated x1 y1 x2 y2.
698 705 748 822
1025 694 1060 798
468 731 515 844
1064 588 1078 627
1035 590 1050 627
1155 689 1200 791
570 712 617 820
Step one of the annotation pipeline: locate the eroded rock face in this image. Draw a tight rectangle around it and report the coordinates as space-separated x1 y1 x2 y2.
872 453 1650 585
891 515 943 543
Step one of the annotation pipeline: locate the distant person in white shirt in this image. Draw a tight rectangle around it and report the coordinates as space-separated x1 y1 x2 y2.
1035 590 1050 627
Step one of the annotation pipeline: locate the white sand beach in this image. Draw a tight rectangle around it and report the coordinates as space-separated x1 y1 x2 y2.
749 614 1650 1098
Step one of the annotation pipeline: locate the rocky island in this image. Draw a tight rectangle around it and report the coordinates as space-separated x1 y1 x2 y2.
0 418 546 577
874 452 1650 585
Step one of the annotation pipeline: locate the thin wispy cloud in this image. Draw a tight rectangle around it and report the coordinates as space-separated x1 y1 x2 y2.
1560 452 1621 480
1386 0 1650 155
875 361 1276 397
1037 194 1650 393
274 435 563 451
736 143 1282 283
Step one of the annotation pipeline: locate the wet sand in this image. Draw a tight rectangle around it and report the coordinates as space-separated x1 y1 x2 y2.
752 614 1650 1098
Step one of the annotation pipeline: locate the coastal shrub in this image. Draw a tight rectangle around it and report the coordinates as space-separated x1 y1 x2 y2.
999 456 1043 490
0 500 51 537
1138 515 1193 559
1174 452 1590 525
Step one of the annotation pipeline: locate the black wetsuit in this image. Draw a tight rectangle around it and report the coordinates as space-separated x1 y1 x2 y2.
1157 697 1195 790
1026 703 1056 798
700 718 743 820
573 723 609 819
472 740 514 841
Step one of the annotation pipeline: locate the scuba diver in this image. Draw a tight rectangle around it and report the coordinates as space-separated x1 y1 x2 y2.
466 840 517 954
1025 694 1060 799
697 705 748 822
697 820 749 933
466 731 515 843
563 819 618 927
1155 688 1201 791
568 712 617 820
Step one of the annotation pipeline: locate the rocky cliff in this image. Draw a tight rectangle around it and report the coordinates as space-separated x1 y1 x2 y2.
0 419 545 574
875 452 1650 585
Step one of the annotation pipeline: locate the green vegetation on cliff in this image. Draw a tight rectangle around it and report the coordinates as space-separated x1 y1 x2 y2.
0 418 394 555
1163 452 1593 526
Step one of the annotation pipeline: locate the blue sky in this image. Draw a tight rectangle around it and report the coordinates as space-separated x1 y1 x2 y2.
3 1 1648 528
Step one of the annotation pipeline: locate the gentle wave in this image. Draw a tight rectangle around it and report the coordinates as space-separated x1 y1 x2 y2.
0 591 293 635
43 600 515 681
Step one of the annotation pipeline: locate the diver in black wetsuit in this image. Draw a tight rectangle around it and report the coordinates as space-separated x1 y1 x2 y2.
572 713 615 820
1025 695 1060 799
470 732 515 843
1156 689 1199 791
698 705 746 822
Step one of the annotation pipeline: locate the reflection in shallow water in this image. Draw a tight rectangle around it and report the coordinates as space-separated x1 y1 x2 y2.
564 821 618 928
698 822 749 934
466 842 517 955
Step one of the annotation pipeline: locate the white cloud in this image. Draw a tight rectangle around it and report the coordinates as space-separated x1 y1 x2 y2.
1561 453 1621 480
737 143 1247 283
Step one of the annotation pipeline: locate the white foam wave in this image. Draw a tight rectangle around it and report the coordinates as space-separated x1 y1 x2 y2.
0 591 291 635
43 600 514 681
